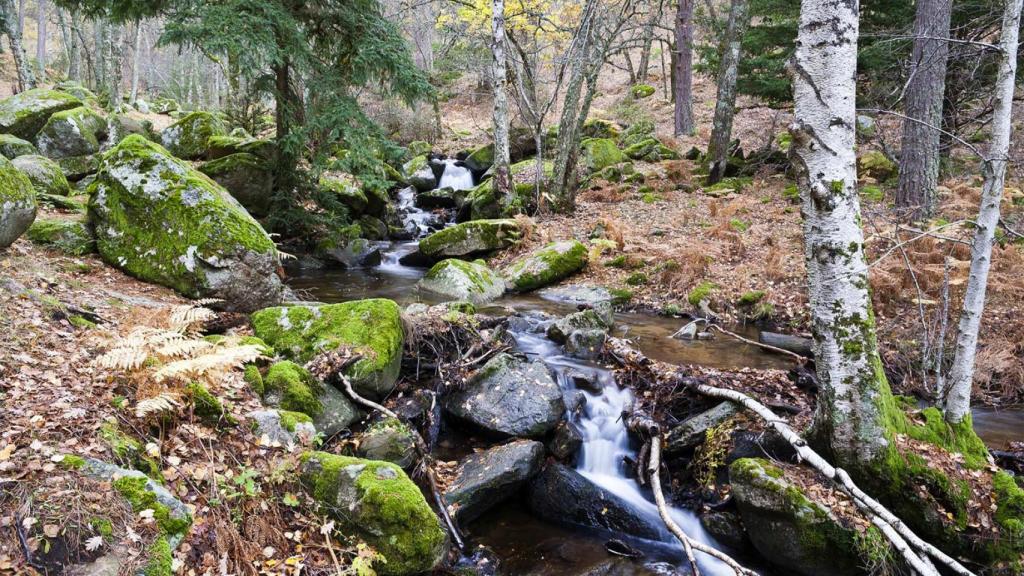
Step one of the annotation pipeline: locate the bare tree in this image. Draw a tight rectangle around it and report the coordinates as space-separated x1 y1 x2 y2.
791 0 890 465
491 0 512 199
672 0 695 135
636 0 662 82
129 20 142 104
36 0 47 80
942 0 1022 424
705 0 748 184
895 0 953 218
0 0 35 90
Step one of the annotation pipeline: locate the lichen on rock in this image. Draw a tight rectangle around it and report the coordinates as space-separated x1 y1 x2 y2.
0 88 83 140
26 216 95 255
418 258 506 304
12 154 71 196
160 111 227 159
0 133 38 158
35 106 108 159
0 155 38 248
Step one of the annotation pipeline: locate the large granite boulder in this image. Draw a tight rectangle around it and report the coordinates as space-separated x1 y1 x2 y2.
199 152 273 217
250 299 404 399
35 106 107 158
0 133 38 158
12 154 71 196
319 171 369 216
300 452 448 575
206 134 276 161
446 353 564 438
0 88 82 140
527 463 663 540
445 439 545 523
0 155 37 248
419 219 520 260
417 259 505 304
160 111 226 159
503 239 588 292
88 135 283 311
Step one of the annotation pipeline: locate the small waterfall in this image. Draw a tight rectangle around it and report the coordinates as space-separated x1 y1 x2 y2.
438 160 475 190
396 187 436 237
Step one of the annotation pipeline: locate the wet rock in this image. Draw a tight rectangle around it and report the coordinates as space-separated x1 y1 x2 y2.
446 353 564 438
700 510 750 553
300 452 448 575
250 299 404 399
503 240 588 293
548 421 584 464
356 417 417 469
416 186 467 210
547 309 612 344
565 329 607 360
569 370 603 393
539 285 613 307
358 215 389 240
452 545 501 576
320 237 383 268
527 463 664 540
730 458 865 576
445 439 545 523
199 152 273 217
398 248 435 267
392 389 442 446
89 136 283 311
419 218 521 260
409 166 437 192
248 409 317 446
0 155 37 248
664 402 740 454
12 154 71 196
0 88 82 140
417 258 505 304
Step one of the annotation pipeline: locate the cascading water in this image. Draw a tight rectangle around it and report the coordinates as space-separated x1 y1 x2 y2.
509 315 734 576
438 160 475 190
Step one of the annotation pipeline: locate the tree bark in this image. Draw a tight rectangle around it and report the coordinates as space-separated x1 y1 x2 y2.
491 0 512 201
673 0 695 135
790 0 890 466
105 22 123 109
895 0 953 218
35 0 45 81
943 0 1022 424
129 20 142 105
705 0 748 184
0 0 35 91
636 0 661 82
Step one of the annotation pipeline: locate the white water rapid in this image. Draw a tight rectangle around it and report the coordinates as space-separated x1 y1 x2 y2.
438 160 475 190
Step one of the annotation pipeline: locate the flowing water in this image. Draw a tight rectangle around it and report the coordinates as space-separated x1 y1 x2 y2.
287 172 1024 575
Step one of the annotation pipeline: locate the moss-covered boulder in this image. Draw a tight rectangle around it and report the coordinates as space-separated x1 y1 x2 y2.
0 155 37 248
25 216 95 255
319 171 368 216
623 137 679 162
108 114 155 145
408 140 431 157
250 299 404 399
0 88 82 140
0 133 38 158
12 154 71 196
630 83 656 99
301 452 447 575
356 418 417 469
160 111 226 159
418 258 505 304
465 159 551 220
199 153 273 217
88 135 283 311
580 138 626 175
35 106 108 159
261 360 363 437
582 118 622 140
54 81 98 104
419 219 520 260
465 142 494 173
445 353 565 438
57 154 100 181
857 151 897 181
206 134 276 162
503 239 588 292
730 458 880 576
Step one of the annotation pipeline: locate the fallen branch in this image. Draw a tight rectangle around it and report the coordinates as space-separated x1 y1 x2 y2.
706 325 808 362
606 337 976 576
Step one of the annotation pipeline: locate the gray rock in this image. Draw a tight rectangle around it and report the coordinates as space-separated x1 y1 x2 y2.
0 133 38 158
446 353 565 438
527 463 664 540
417 258 505 304
503 240 588 293
408 166 437 192
416 186 466 209
665 402 740 454
0 155 37 248
12 154 71 196
248 409 317 445
356 417 417 469
539 285 613 307
314 384 364 438
35 106 107 159
547 309 612 344
0 88 82 140
700 510 750 552
445 439 544 523
565 329 607 360
321 237 383 268
198 153 273 217
418 219 521 260
548 421 584 464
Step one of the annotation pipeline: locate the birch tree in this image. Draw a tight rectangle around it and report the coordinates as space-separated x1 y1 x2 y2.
942 0 1022 424
705 0 748 184
895 0 952 218
129 20 142 104
790 0 889 465
491 0 512 199
672 0 694 135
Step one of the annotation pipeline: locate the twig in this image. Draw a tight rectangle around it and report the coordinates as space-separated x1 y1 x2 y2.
338 373 466 551
705 324 808 362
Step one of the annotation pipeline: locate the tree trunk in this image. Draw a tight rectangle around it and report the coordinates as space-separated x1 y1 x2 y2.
705 0 748 184
491 0 512 200
94 19 106 92
636 0 661 82
943 0 1022 424
129 20 142 105
673 0 695 135
35 0 46 81
105 22 122 109
895 0 953 218
67 9 81 82
1 0 35 91
791 0 889 466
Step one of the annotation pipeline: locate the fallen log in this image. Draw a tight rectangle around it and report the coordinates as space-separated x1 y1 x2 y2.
606 337 976 576
757 331 813 357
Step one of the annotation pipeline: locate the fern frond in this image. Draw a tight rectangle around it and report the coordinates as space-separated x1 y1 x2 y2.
135 392 180 418
96 347 149 371
152 345 265 382
156 339 212 359
168 304 217 330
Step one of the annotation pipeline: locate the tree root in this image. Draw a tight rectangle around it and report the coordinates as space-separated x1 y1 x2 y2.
606 337 977 576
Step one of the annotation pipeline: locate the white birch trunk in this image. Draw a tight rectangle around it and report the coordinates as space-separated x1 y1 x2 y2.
1 0 35 90
491 0 512 198
943 0 1023 424
790 0 889 466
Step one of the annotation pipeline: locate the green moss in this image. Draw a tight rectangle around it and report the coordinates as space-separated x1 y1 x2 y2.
609 288 633 305
0 88 82 139
857 151 897 181
59 454 87 470
160 111 227 159
90 516 114 539
582 118 621 139
186 382 235 424
0 133 38 158
12 154 71 196
264 361 323 417
239 335 273 356
0 155 35 209
738 290 765 305
143 535 173 576
580 138 626 173
604 255 627 268
782 183 800 203
630 84 656 99
418 219 521 259
278 410 313 433
112 476 192 536
625 272 648 286
705 177 753 195
300 452 446 575
36 106 106 157
688 281 716 306
244 365 264 395
251 299 403 397
99 421 159 477
25 217 95 255
466 143 494 169
504 239 588 292
860 185 883 202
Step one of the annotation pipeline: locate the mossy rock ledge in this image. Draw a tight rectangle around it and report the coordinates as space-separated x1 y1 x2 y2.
160 111 226 160
0 155 37 248
418 219 521 260
0 88 83 140
300 452 447 575
417 258 505 304
730 458 882 576
503 239 588 293
250 299 404 399
88 135 284 311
